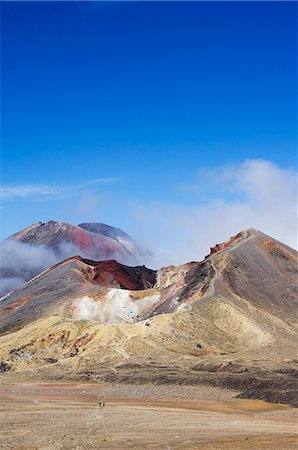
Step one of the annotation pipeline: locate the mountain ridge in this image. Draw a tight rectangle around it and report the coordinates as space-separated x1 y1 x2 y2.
0 228 297 406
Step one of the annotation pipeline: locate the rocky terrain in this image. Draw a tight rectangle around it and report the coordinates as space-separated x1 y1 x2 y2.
0 228 297 407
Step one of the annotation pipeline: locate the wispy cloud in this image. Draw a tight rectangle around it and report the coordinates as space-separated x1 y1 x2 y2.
0 185 58 199
0 178 120 200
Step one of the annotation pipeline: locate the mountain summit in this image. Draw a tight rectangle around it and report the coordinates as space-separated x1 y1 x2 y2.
9 220 148 261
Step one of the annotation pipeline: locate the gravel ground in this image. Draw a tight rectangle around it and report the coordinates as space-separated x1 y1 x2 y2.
0 380 297 450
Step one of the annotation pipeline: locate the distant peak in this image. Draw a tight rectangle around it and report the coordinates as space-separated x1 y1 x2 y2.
78 222 130 239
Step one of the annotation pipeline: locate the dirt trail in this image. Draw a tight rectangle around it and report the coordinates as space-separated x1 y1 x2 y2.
0 380 296 449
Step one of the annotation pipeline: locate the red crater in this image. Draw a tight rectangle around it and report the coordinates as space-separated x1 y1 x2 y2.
81 258 157 290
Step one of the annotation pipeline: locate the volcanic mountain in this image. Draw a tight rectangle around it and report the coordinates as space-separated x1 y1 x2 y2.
9 220 148 261
0 220 150 297
0 228 297 406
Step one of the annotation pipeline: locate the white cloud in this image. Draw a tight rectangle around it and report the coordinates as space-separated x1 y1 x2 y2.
0 185 58 198
0 178 119 200
0 240 59 297
134 159 298 267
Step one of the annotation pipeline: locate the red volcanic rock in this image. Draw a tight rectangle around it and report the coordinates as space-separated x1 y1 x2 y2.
71 228 93 251
206 232 244 258
81 258 156 290
0 294 32 318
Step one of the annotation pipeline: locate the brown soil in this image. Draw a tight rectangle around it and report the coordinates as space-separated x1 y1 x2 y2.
0 380 296 449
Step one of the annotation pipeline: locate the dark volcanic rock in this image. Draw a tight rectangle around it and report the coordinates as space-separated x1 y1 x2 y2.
0 361 10 372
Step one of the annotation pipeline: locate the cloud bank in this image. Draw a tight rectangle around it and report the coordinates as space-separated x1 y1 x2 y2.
0 239 82 297
135 159 297 267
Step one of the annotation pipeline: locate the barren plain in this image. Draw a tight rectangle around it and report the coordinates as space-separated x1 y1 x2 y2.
0 378 297 450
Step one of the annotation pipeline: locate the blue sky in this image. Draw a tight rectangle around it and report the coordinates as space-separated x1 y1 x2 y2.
1 1 297 262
